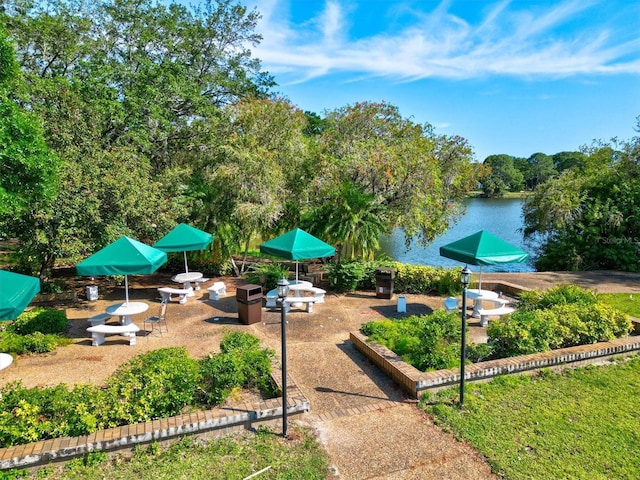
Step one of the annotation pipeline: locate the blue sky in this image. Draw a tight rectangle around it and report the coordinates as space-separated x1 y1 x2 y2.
242 0 640 161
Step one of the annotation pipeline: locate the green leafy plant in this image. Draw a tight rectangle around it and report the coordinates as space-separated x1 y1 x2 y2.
199 331 276 406
362 310 462 371
105 347 201 424
5 308 67 335
245 262 289 291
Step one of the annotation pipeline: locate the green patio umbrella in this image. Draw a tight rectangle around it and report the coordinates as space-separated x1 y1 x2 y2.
0 270 41 321
259 228 335 282
439 230 529 289
153 223 213 273
77 236 167 304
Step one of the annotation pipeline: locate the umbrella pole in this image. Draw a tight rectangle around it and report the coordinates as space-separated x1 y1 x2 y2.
478 266 483 290
125 275 129 304
296 260 299 283
184 251 189 273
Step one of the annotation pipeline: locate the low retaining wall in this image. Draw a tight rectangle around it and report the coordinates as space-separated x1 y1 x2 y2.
0 369 308 471
351 331 640 398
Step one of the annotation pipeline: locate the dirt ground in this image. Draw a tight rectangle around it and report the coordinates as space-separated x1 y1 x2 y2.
3 270 640 479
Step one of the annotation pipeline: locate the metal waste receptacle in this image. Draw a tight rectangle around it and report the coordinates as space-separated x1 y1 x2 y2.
86 285 99 301
236 284 263 325
375 267 396 299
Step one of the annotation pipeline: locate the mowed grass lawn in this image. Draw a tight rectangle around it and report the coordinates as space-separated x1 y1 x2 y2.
423 355 640 479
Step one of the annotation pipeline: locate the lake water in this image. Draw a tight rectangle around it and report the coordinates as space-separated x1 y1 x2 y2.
379 197 538 272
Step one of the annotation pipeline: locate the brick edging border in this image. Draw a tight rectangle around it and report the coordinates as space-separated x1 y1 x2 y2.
0 368 309 471
351 331 640 398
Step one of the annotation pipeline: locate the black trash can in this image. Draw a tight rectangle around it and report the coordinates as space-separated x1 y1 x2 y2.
236 284 263 325
375 267 396 299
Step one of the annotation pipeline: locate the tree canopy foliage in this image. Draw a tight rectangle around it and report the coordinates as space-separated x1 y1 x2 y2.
1 1 477 278
523 121 640 271
0 27 57 221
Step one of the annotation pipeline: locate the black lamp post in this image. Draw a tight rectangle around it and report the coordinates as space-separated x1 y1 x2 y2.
276 276 290 437
459 265 472 408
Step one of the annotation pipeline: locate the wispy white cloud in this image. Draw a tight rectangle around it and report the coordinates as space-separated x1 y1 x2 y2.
249 0 640 84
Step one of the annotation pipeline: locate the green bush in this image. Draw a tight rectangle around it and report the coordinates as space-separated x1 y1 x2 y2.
0 334 276 448
6 308 67 335
392 263 462 296
199 331 276 406
105 347 201 424
487 298 632 359
362 310 462 371
325 260 370 292
326 260 462 295
0 331 68 355
517 284 598 312
245 262 289 291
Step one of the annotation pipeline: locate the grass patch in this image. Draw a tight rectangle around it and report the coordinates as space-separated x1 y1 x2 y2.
422 355 640 479
22 425 329 479
599 293 640 317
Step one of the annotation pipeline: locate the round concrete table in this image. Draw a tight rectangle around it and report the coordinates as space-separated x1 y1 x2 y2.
172 272 203 297
466 289 499 318
105 301 149 325
0 353 13 371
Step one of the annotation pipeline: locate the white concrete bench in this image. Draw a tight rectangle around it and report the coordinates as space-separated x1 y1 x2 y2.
207 281 227 301
158 287 191 304
87 324 140 346
265 289 279 308
283 296 318 313
266 287 324 309
194 277 210 290
309 287 326 304
477 298 514 327
87 313 111 327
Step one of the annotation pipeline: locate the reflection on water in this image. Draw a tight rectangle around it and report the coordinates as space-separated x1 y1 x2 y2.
379 198 539 272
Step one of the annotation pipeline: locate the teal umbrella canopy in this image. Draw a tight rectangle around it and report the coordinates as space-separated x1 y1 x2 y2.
439 230 529 288
77 236 167 303
259 228 335 281
0 270 41 321
153 224 213 273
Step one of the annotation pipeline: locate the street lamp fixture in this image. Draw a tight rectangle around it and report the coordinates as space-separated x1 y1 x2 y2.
276 276 290 437
459 265 471 407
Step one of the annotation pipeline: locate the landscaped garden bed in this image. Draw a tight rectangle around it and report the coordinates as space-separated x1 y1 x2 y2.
353 285 640 398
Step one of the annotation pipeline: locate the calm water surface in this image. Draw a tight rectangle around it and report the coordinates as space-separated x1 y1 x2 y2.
379 198 539 272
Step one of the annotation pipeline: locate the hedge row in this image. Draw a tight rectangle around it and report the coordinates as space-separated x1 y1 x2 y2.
361 285 632 371
0 332 276 448
325 260 462 296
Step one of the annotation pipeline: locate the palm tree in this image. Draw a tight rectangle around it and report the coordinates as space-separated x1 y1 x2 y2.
303 182 388 260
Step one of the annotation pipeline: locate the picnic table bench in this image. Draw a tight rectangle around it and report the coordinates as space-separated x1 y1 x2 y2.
87 323 140 346
158 287 191 304
476 298 514 327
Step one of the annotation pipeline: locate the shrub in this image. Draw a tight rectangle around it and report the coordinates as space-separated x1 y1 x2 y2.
0 331 68 355
362 310 462 371
105 347 201 423
199 332 275 406
5 308 67 335
487 298 632 359
518 284 598 312
0 334 277 448
326 260 462 295
245 262 289 291
325 261 370 293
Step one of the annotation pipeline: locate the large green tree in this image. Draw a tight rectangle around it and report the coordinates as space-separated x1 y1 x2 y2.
0 28 57 222
305 101 475 259
523 122 640 271
1 0 273 276
193 97 308 273
480 154 524 197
